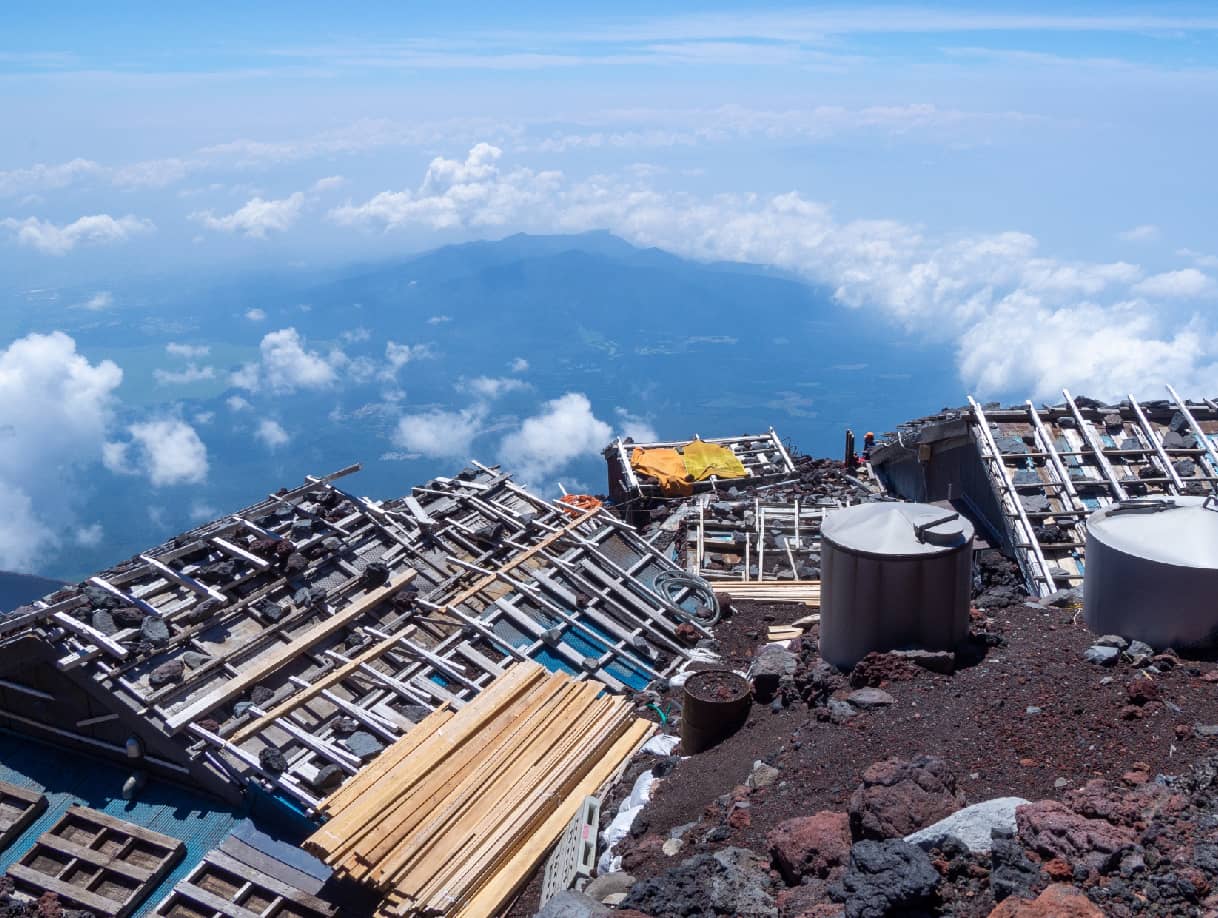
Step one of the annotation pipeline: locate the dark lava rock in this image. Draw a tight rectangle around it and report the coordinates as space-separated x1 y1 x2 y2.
250 685 275 706
259 747 288 773
343 730 385 759
179 597 224 626
620 846 776 917
310 764 345 793
91 610 117 636
148 659 184 687
332 717 360 736
849 755 966 840
769 811 852 884
989 829 1042 902
282 552 308 575
260 601 286 623
828 839 939 918
1162 430 1197 450
250 537 279 557
201 559 237 583
140 616 170 646
749 645 797 702
113 604 145 626
362 561 390 588
180 650 209 669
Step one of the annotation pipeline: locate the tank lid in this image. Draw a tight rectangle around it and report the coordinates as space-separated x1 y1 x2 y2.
822 502 974 558
1088 496 1218 569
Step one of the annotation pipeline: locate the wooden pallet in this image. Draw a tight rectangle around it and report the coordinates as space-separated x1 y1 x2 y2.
304 661 652 918
0 780 46 853
726 581 821 606
7 805 184 918
150 845 335 918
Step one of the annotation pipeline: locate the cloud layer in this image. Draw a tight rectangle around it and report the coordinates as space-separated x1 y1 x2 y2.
332 144 1218 400
1 214 153 255
0 333 122 570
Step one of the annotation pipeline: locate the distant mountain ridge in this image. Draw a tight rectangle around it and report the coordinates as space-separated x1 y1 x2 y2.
0 570 66 613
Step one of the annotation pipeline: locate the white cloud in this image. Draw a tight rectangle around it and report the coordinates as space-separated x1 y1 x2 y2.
245 307 267 321
75 523 104 548
166 342 210 359
1118 224 1160 242
499 393 612 487
189 500 218 522
226 395 252 412
0 158 104 198
461 376 528 399
393 404 487 459
74 291 113 311
334 143 1218 399
1177 248 1218 269
311 175 347 192
615 407 658 443
255 419 291 449
382 340 432 380
192 191 305 238
236 327 339 393
1132 268 1214 299
1 213 153 255
0 332 122 570
106 418 209 487
330 143 562 230
341 326 371 343
154 363 216 385
229 363 260 390
427 315 452 325
193 411 215 425
509 357 529 373
959 298 1212 402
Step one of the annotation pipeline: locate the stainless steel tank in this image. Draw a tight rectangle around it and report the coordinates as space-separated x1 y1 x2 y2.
1085 496 1218 648
819 502 974 670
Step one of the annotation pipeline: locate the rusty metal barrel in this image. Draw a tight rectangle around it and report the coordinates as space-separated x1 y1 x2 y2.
679 669 751 754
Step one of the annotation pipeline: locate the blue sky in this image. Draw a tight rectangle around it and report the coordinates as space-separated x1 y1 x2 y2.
4 2 1218 385
5 2 1218 272
3 2 1218 575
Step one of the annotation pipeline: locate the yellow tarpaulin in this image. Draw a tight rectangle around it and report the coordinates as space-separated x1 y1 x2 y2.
682 440 748 482
630 447 693 496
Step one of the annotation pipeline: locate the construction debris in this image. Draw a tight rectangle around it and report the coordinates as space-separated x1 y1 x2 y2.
6 407 1218 918
871 386 1218 597
304 661 652 917
0 463 705 813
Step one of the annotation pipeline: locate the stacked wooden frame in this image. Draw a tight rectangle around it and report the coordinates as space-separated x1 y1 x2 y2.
955 387 1218 597
0 463 707 812
304 662 652 918
603 428 797 505
6 805 184 917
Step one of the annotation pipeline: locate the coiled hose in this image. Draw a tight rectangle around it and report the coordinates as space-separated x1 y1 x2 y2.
653 569 721 626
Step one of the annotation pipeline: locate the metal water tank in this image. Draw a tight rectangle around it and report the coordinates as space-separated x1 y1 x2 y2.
1085 496 1218 648
819 502 974 670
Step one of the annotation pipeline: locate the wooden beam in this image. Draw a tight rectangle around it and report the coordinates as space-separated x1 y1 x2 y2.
164 571 415 733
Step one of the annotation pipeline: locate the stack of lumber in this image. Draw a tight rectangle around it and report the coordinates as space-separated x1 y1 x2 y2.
304 661 653 918
728 580 821 606
767 611 820 642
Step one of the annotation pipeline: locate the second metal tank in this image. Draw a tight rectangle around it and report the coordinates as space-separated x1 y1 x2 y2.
819 501 974 670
